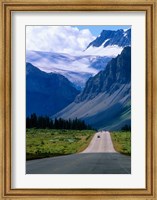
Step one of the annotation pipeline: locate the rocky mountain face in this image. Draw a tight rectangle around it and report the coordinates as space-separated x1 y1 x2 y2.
26 51 111 90
76 46 131 102
84 29 131 57
86 29 131 49
26 29 131 89
26 63 79 116
53 47 131 130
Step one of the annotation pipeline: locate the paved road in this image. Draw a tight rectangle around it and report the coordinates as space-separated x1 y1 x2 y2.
82 131 116 153
26 131 131 174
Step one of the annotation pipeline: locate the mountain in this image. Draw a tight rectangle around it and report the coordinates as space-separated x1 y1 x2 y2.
26 51 111 90
26 63 79 117
26 29 131 90
84 29 131 56
53 47 131 130
87 29 131 49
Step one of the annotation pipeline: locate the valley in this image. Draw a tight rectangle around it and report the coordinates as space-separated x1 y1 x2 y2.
26 26 132 175
26 130 131 174
26 28 131 131
53 47 131 130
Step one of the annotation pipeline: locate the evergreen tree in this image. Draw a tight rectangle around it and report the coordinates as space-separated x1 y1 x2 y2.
26 113 94 130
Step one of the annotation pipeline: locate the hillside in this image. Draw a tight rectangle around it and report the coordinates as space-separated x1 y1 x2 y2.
53 47 131 130
26 63 79 116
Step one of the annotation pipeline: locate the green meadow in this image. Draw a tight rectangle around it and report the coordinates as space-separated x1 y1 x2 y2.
111 131 131 155
26 128 95 160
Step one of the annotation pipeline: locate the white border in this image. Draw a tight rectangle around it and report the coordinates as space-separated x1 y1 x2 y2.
11 11 146 189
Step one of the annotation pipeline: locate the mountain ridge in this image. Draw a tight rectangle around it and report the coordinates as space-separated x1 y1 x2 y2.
86 29 131 49
26 63 79 116
53 46 131 130
26 28 131 89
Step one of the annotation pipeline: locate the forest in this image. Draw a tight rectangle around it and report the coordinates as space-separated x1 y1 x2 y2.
26 113 94 130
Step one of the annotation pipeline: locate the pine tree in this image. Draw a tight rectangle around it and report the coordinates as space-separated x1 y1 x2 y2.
26 114 93 130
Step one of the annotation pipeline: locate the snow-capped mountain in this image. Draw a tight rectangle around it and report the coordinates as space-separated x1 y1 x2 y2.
26 50 111 90
26 28 131 89
53 47 131 130
84 29 131 56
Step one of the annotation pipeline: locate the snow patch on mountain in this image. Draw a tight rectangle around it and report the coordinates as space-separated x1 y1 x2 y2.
26 28 131 89
85 28 131 57
103 39 110 45
84 45 123 57
27 51 97 74
26 50 111 89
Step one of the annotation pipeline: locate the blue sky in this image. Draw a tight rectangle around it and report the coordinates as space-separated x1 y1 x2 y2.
72 25 131 36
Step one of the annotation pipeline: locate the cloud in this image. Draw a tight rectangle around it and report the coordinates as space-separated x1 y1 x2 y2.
26 26 95 54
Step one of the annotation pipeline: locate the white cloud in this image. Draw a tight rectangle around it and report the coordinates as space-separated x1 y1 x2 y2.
26 26 95 54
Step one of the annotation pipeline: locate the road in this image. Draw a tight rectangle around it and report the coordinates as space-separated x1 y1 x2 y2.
26 131 131 174
82 131 116 153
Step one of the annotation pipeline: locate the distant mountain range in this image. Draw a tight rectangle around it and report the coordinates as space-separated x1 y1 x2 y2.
26 51 111 90
26 28 131 89
26 29 131 130
26 63 79 117
53 47 131 130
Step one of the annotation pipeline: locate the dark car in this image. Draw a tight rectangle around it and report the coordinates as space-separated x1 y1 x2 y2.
97 135 100 138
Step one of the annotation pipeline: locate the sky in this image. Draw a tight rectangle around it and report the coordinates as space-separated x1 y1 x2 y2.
73 25 131 36
26 25 131 55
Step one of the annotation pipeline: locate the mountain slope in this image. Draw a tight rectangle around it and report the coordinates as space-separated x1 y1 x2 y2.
26 29 131 89
26 63 79 116
53 47 131 130
26 51 111 90
87 29 131 49
84 29 131 56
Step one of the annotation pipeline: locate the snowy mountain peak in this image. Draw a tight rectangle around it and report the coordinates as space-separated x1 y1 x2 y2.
87 29 131 49
84 28 131 57
26 28 131 89
26 50 112 90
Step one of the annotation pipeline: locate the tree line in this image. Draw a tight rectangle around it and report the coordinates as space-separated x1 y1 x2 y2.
26 113 94 130
121 124 131 131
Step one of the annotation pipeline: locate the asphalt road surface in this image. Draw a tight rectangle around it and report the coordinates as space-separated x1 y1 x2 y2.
82 131 116 153
26 131 131 174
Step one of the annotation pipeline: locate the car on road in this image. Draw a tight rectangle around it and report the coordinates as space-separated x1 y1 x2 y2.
97 135 100 138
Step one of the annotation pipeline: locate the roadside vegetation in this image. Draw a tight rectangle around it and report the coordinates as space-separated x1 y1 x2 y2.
26 128 95 160
111 131 131 156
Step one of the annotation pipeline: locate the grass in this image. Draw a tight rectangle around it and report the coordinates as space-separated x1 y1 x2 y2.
26 128 95 160
111 131 131 156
